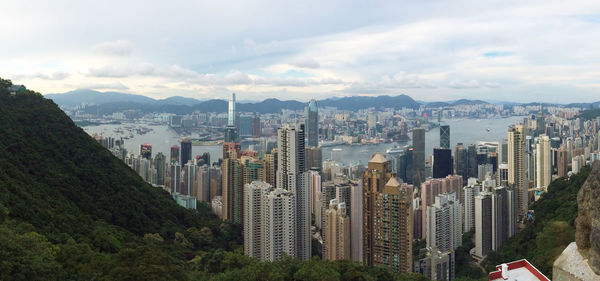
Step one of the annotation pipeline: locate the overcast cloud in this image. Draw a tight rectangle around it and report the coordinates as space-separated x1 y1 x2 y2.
1 0 599 102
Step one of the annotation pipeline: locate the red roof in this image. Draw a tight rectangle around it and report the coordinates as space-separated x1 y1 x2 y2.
488 259 550 281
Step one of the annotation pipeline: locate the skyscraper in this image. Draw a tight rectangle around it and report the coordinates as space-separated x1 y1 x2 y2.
222 147 243 224
323 199 351 261
557 145 569 178
263 149 277 187
362 152 413 273
373 178 413 273
306 146 322 172
463 183 481 233
433 147 452 178
184 161 196 196
455 143 468 184
225 93 239 142
170 145 180 164
180 139 192 166
468 144 478 178
508 124 527 220
474 192 492 259
362 152 392 266
491 187 508 251
306 99 319 147
412 128 425 186
228 93 236 127
440 125 450 149
536 135 551 190
154 152 165 186
140 143 152 160
277 123 311 260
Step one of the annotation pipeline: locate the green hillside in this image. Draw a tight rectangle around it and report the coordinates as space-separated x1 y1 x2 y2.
482 166 590 278
0 79 241 280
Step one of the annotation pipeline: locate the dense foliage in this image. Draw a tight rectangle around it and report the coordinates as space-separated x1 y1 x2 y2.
482 167 590 278
0 81 241 279
577 108 600 121
454 231 487 280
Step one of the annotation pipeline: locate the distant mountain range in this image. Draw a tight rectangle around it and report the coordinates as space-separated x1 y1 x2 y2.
45 89 205 107
44 89 597 115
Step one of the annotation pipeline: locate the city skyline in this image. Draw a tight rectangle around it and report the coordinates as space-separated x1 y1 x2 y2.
2 1 600 103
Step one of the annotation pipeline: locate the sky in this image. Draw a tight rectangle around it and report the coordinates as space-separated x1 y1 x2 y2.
2 0 600 103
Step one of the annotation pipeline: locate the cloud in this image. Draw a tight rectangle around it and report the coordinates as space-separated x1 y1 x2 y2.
13 71 70 80
448 79 480 89
289 58 320 69
87 63 198 78
75 81 129 90
92 40 133 56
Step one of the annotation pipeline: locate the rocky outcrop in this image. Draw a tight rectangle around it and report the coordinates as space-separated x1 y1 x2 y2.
575 161 600 275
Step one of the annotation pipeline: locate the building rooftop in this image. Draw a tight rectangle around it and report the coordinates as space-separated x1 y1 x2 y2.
369 151 387 163
488 259 550 281
385 177 401 188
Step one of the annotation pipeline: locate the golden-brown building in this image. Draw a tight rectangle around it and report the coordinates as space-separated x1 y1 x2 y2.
362 152 413 273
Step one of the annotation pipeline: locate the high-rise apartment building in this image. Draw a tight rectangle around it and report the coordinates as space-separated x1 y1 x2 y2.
243 181 296 261
263 149 277 187
351 179 363 262
463 183 481 233
277 123 311 260
372 178 413 273
323 199 351 261
362 152 392 266
426 191 462 252
536 135 551 190
557 145 569 178
222 147 243 224
474 192 492 259
508 124 528 220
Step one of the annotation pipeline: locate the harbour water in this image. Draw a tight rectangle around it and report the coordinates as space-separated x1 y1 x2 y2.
83 116 523 166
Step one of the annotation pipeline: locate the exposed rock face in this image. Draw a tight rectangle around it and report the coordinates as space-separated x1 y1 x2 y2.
575 161 600 275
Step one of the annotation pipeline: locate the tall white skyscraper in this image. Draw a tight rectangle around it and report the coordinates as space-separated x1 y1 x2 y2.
536 135 551 190
228 93 236 127
243 181 296 261
184 161 196 196
277 123 311 260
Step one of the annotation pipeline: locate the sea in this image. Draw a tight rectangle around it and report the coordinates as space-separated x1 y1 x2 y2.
82 116 524 166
